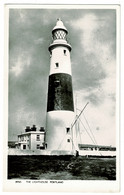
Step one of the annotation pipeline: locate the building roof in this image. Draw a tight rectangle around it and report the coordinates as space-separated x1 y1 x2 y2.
8 141 17 148
78 144 116 149
18 131 45 136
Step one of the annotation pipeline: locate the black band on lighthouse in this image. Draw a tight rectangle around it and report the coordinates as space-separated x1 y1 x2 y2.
47 73 74 112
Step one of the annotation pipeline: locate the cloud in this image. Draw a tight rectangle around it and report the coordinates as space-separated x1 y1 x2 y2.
34 38 44 45
70 12 116 100
75 92 116 146
70 11 116 146
18 9 27 23
10 52 31 76
71 13 100 53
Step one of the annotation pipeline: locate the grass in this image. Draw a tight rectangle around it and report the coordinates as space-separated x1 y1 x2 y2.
8 155 116 180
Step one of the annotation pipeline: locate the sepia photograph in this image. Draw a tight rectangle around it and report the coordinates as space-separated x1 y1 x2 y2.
3 4 120 192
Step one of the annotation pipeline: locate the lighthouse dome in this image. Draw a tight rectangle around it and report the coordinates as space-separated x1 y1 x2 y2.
52 18 68 33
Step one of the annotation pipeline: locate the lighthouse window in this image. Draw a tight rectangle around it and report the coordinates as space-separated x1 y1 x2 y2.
55 63 59 68
54 80 60 87
66 127 70 134
67 139 70 143
64 50 67 55
50 51 52 58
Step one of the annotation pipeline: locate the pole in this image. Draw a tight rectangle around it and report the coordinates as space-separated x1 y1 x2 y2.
71 102 89 129
71 102 89 154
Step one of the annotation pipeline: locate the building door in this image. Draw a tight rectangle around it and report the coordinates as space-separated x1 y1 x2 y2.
23 145 26 149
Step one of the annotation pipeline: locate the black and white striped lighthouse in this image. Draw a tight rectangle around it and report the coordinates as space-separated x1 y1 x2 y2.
46 19 75 151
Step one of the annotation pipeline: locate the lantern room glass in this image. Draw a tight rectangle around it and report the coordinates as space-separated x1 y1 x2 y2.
53 30 67 40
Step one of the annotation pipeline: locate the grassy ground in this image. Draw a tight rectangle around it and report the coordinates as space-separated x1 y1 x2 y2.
8 155 116 180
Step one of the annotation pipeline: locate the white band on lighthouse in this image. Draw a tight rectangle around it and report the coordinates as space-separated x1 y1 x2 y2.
49 46 72 75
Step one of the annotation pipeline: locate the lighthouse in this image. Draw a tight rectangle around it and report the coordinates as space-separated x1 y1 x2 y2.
45 19 75 152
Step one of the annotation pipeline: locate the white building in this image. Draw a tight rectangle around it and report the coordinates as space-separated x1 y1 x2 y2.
16 125 45 150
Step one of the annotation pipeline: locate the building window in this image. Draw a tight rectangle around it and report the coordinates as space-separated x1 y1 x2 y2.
37 145 40 149
36 135 40 141
64 50 67 55
66 127 70 134
21 137 24 141
67 139 70 143
23 145 26 149
55 63 59 68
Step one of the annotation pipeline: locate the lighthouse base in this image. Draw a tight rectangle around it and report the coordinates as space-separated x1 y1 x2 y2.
46 110 75 151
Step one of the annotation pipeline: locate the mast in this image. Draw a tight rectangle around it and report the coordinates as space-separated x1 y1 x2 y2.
71 102 89 152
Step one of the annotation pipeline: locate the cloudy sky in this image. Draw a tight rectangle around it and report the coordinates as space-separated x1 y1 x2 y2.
9 7 117 146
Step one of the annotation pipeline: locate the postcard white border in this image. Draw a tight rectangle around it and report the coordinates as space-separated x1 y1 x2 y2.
1 2 121 193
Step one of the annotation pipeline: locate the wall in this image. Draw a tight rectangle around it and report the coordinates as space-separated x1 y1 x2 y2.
79 150 116 157
8 148 74 156
30 133 44 150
